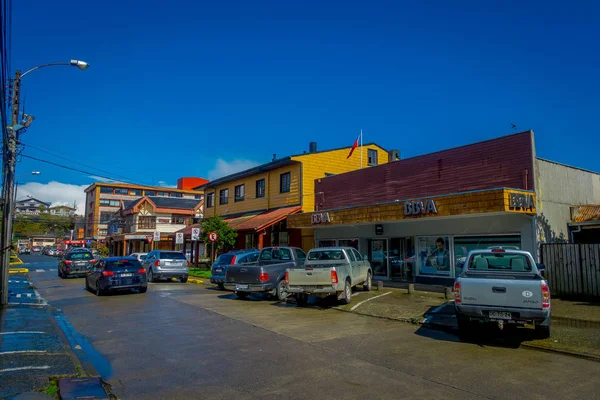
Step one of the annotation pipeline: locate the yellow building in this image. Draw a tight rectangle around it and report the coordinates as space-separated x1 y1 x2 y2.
198 141 390 251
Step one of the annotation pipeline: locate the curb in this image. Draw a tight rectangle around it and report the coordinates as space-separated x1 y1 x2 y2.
188 277 204 284
9 267 29 273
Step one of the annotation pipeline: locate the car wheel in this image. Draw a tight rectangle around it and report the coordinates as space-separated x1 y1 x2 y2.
341 279 352 305
236 292 249 300
148 269 155 283
363 271 372 291
275 280 288 302
535 317 551 339
139 286 147 294
180 276 188 283
95 282 104 296
217 283 225 290
456 314 475 340
296 294 308 307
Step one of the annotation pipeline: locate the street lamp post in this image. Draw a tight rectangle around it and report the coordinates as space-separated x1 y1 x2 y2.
0 61 89 307
14 171 42 206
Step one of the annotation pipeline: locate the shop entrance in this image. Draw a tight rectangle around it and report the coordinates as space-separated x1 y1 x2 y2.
367 239 388 279
389 237 415 281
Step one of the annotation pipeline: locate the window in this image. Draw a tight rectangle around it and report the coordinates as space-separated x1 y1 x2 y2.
106 260 143 270
308 250 346 261
172 216 186 225
294 249 306 262
280 172 291 193
99 199 120 207
256 179 265 198
338 239 359 250
453 235 521 276
115 188 129 195
368 149 378 166
156 191 168 197
206 193 214 208
138 216 156 229
98 229 108 236
245 233 255 249
468 253 532 273
318 240 337 248
417 236 451 277
352 249 363 261
259 248 292 261
194 194 201 199
219 189 229 205
100 186 114 194
347 249 356 261
234 184 245 202
145 190 156 196
159 252 186 260
129 189 142 196
100 212 114 223
170 192 182 198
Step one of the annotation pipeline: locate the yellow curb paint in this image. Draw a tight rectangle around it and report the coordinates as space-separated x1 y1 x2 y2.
9 268 29 274
187 278 204 284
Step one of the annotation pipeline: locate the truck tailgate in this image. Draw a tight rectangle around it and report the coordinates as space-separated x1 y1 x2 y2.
288 266 333 286
461 275 543 309
227 265 261 284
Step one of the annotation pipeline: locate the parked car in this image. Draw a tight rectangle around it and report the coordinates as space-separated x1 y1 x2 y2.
47 248 57 256
91 249 101 258
286 247 372 305
210 250 260 290
32 246 41 253
85 257 147 296
18 247 31 255
142 250 189 283
454 248 551 339
129 252 148 262
58 250 96 278
224 246 306 301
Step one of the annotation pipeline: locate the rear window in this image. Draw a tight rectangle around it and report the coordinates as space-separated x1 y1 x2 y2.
139 255 147 260
307 250 346 261
66 252 93 260
260 248 292 261
159 252 186 260
106 260 142 270
215 254 235 265
468 253 533 272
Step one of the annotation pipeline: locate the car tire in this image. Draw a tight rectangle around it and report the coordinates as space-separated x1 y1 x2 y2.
535 317 551 339
456 314 475 340
139 286 147 294
236 292 249 300
275 280 288 302
95 282 104 297
58 268 63 278
180 276 188 283
363 271 372 291
217 283 225 290
341 279 352 305
148 269 155 283
296 294 308 307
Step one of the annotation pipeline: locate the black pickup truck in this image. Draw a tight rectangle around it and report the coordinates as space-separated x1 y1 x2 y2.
224 246 306 301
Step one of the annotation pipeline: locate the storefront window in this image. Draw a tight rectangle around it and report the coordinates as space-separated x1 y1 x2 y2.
338 239 359 250
389 237 415 281
453 235 521 276
417 236 451 277
368 239 388 278
318 240 337 247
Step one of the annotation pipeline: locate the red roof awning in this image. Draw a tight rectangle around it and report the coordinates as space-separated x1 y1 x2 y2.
232 206 302 232
571 205 600 223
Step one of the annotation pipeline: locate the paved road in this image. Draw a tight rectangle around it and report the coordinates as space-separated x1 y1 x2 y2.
21 254 600 399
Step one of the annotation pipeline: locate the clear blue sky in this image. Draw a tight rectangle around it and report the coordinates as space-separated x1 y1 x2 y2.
12 0 600 189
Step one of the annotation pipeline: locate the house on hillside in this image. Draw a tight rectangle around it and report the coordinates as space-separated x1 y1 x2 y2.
15 197 51 215
49 205 77 217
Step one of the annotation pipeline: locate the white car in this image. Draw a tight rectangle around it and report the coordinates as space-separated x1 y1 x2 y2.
129 253 148 262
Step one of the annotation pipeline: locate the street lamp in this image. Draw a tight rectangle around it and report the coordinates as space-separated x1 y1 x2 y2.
21 60 90 78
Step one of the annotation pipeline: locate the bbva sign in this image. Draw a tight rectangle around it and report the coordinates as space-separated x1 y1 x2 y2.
404 199 438 216
312 212 331 224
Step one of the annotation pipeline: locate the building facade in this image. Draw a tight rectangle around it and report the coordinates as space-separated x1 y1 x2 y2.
199 141 390 251
84 180 204 241
15 197 51 215
49 205 77 217
287 131 600 284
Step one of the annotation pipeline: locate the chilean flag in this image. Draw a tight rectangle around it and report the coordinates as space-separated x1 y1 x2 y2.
346 134 360 159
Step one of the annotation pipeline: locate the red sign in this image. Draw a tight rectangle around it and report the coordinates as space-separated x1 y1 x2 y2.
64 240 86 245
208 232 219 242
146 236 153 244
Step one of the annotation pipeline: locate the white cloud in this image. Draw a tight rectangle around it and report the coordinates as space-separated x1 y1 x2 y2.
157 180 176 188
17 181 88 215
208 159 260 180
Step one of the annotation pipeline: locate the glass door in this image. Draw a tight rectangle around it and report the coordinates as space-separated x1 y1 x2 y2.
389 237 415 281
368 239 388 279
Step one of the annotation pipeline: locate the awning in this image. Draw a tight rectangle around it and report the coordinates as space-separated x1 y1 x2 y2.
176 224 202 235
232 206 302 232
223 214 261 230
571 205 600 223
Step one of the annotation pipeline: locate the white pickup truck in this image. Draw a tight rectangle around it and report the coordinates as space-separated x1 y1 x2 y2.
454 249 551 338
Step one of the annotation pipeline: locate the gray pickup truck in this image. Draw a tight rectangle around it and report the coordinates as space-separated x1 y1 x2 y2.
224 246 306 301
454 249 551 338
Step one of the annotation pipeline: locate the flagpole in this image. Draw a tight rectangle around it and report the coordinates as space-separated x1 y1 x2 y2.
360 129 363 168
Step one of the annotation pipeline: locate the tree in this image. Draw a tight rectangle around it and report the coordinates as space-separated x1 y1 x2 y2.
38 205 46 213
200 216 237 259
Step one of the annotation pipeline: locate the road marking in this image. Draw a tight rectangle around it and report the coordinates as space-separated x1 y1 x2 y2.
27 293 32 298
0 350 47 355
350 291 392 311
0 331 46 335
49 268 57 272
35 269 44 272
0 365 51 373
15 294 21 298
428 301 454 315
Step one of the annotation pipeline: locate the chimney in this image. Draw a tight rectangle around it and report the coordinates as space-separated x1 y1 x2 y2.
272 153 277 161
309 142 317 153
388 149 400 162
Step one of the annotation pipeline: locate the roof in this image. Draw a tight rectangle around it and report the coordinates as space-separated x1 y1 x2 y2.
571 205 600 223
49 205 76 210
227 206 302 231
123 196 203 211
16 197 51 206
84 181 203 194
197 142 387 190
175 223 201 235
537 158 600 175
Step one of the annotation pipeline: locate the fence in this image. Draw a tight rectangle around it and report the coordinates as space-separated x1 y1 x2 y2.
541 243 600 299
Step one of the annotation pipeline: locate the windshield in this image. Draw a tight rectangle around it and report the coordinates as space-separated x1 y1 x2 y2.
66 252 93 260
307 250 346 261
260 248 292 261
215 254 235 265
106 260 143 270
468 253 533 272
159 252 186 260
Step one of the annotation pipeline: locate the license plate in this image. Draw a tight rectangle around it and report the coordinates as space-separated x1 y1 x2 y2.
120 273 133 277
489 311 511 319
236 284 249 290
302 286 316 292
215 268 223 273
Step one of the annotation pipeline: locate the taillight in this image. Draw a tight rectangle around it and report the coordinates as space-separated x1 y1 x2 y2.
230 255 237 265
137 268 146 274
259 272 269 282
89 259 96 263
331 270 338 284
64 260 72 265
102 270 114 277
285 271 289 284
154 260 160 267
454 281 461 303
541 281 551 309
186 261 190 267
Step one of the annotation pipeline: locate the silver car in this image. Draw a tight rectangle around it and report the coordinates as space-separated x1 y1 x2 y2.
142 250 189 283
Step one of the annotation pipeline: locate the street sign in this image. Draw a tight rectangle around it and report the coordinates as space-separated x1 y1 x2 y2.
153 231 161 241
176 232 184 244
146 235 153 244
191 227 200 241
208 232 219 242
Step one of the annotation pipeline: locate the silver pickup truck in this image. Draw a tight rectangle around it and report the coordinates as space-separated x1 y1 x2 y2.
454 249 551 338
286 247 373 305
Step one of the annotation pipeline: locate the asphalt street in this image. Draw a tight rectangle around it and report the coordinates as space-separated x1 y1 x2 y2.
18 253 600 399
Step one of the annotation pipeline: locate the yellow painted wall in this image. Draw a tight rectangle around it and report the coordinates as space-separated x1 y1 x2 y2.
203 163 302 218
292 144 388 212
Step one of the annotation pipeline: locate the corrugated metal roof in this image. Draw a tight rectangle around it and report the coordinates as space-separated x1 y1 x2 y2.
223 214 261 230
571 205 600 223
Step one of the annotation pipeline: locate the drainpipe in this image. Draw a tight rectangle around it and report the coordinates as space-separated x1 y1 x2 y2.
570 225 582 243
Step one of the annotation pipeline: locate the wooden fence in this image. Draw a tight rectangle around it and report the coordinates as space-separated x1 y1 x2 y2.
541 243 600 299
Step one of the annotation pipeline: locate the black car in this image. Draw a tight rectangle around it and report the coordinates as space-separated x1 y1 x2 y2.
85 257 148 296
59 250 96 278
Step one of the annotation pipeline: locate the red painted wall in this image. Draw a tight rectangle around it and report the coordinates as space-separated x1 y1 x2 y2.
177 177 209 190
315 131 535 210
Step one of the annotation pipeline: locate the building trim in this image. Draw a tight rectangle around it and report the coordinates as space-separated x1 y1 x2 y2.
536 157 600 175
84 182 203 194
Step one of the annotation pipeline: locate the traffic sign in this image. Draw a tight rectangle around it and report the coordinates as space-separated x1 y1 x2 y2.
191 227 200 241
153 231 161 241
208 232 219 242
176 232 184 244
146 235 153 244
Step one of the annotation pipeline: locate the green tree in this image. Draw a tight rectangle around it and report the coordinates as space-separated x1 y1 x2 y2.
200 216 237 259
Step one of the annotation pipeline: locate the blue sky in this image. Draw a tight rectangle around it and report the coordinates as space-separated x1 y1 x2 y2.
11 0 600 209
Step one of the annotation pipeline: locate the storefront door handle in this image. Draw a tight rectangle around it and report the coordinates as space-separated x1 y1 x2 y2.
492 287 506 293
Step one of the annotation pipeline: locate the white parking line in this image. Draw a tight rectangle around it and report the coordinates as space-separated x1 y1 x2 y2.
0 365 50 373
15 294 21 298
49 268 57 272
35 269 44 272
0 331 46 335
0 350 47 355
350 291 392 311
